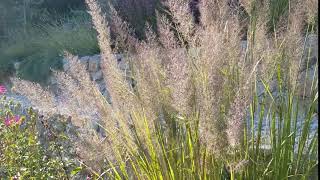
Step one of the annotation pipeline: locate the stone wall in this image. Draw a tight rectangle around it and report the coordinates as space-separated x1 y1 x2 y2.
61 53 130 103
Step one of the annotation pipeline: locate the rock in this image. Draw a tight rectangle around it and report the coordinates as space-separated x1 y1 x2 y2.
14 62 21 70
96 80 106 92
88 55 101 72
47 76 60 94
301 33 318 71
66 121 79 140
79 56 90 70
95 79 111 103
48 76 58 85
115 53 123 62
118 60 129 72
256 78 278 97
240 40 247 53
296 65 317 98
62 58 70 71
91 70 103 81
115 54 130 75
91 117 106 138
101 89 111 104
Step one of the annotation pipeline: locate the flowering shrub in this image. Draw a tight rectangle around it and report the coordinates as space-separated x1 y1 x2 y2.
4 115 22 126
0 98 73 179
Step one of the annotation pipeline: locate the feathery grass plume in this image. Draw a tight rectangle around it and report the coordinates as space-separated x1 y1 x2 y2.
109 4 137 54
164 48 192 116
157 12 179 49
245 7 278 85
131 26 170 124
85 1 146 149
239 0 265 14
304 0 318 25
193 1 258 152
52 71 94 124
284 2 304 92
226 63 256 148
86 1 168 163
220 15 255 148
199 0 229 28
258 0 306 95
157 13 193 116
51 53 113 127
59 53 138 172
74 131 115 173
284 0 318 98
164 0 196 44
87 0 178 154
191 17 243 152
86 0 136 114
56 53 147 174
11 79 57 116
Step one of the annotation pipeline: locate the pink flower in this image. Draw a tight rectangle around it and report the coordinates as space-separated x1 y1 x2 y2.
4 115 21 126
0 85 6 95
4 117 13 126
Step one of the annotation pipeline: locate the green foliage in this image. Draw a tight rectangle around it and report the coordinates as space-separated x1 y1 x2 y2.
0 11 99 83
0 98 72 179
268 0 289 28
41 0 85 13
105 114 228 179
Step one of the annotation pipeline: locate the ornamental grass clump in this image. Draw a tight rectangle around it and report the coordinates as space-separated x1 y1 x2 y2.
10 0 318 179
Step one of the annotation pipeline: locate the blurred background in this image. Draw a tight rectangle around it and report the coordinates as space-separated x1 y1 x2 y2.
0 0 160 83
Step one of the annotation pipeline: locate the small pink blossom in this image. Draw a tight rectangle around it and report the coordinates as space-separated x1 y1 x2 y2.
4 115 21 126
4 117 13 126
0 85 6 95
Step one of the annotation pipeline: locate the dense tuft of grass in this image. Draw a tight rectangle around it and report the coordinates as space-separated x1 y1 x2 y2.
102 79 318 179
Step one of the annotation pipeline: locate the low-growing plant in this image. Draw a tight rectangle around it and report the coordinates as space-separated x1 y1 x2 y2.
0 94 76 179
